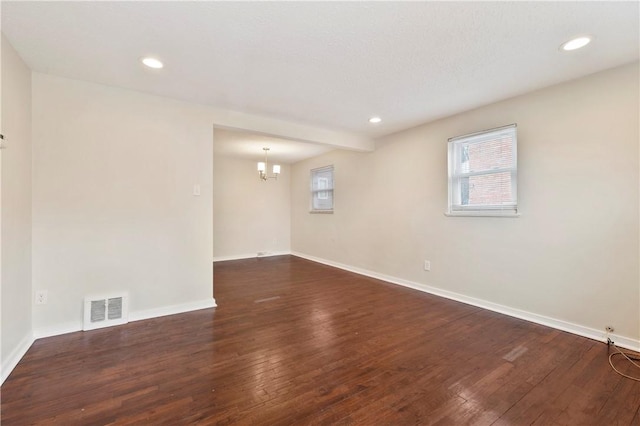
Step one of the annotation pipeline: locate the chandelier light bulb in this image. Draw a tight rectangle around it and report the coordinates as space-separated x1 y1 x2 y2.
257 147 280 181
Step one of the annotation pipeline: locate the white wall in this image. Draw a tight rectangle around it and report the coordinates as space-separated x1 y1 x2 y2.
291 63 640 347
28 67 369 338
0 59 367 377
1 35 33 383
31 73 216 336
213 154 291 260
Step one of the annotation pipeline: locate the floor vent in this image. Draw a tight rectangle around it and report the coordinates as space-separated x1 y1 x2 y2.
83 294 129 331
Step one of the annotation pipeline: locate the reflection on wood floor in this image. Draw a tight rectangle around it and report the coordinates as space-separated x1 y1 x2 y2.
2 255 638 425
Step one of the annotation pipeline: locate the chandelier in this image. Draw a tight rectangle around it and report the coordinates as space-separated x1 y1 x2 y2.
257 147 281 181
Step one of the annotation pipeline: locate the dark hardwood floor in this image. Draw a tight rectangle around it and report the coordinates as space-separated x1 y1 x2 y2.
2 255 639 425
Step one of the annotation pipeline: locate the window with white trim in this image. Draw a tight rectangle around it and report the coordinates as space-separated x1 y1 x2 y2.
311 165 334 213
447 124 518 216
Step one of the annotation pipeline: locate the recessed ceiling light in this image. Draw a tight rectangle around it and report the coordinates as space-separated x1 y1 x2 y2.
560 36 592 51
369 116 382 124
141 57 164 69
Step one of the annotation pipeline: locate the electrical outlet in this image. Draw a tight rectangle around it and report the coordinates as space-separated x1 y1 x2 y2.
35 290 48 305
424 260 431 271
605 326 614 333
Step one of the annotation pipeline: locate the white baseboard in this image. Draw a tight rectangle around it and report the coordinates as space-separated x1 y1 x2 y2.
33 321 83 340
129 298 217 322
1 331 35 385
6 298 216 386
214 251 291 262
291 251 640 352
32 298 218 340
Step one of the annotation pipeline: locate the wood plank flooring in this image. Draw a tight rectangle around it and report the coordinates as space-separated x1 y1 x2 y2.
2 255 639 425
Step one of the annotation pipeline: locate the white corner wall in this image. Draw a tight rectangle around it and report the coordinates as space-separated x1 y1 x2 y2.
1 35 33 383
291 63 640 348
31 73 215 336
213 154 291 260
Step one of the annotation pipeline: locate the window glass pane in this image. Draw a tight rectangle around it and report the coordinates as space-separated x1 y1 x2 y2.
312 169 333 190
313 190 333 210
311 165 334 211
458 134 515 174
448 125 517 213
465 171 513 206
317 177 330 199
460 177 469 205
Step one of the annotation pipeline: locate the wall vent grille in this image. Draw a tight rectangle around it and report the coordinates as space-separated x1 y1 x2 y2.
83 294 129 331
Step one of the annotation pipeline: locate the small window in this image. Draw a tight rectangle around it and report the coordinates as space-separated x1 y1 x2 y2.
311 165 334 213
447 124 518 216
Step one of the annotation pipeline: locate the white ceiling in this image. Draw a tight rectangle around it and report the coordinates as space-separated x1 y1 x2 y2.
213 128 334 164
2 1 639 142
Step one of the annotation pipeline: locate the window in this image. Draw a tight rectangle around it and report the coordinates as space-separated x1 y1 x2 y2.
311 165 334 213
447 124 518 216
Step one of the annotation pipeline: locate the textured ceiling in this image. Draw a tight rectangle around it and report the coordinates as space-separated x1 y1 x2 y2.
2 1 639 140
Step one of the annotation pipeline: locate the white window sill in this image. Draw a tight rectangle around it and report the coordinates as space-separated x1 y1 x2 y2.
310 210 334 214
444 210 520 218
